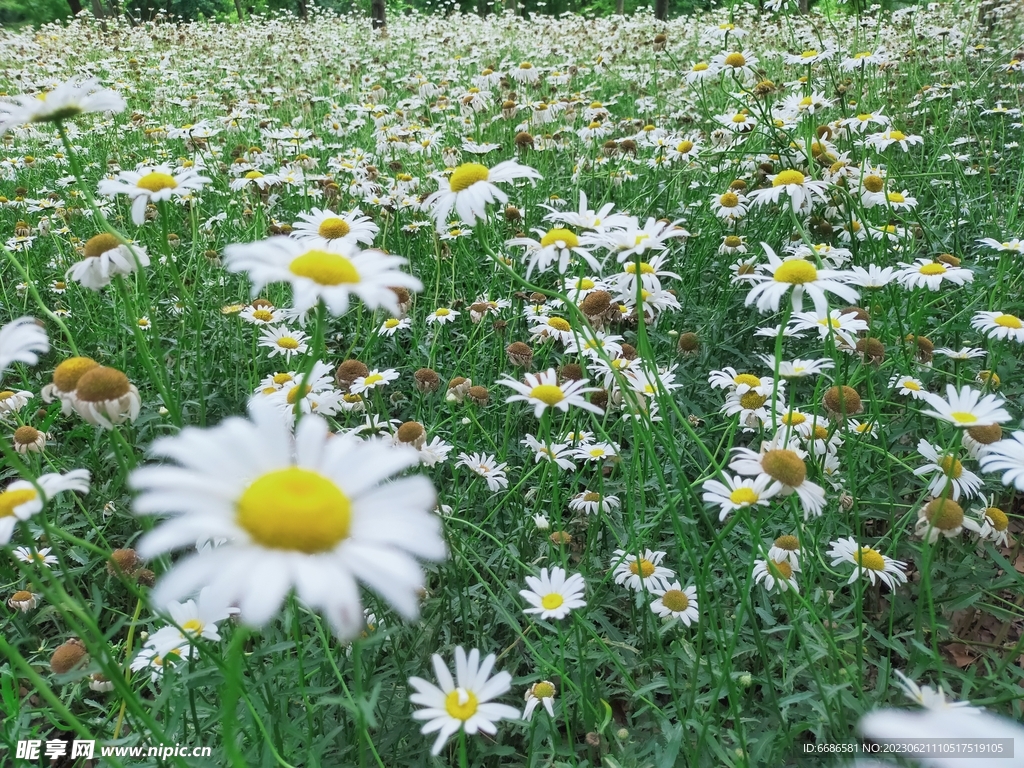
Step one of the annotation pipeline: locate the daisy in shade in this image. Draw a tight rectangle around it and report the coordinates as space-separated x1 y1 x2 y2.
0 77 125 136
455 452 509 492
13 546 59 568
424 160 541 232
896 259 974 291
505 227 601 278
971 310 1024 343
0 317 48 381
291 207 379 250
258 326 309 361
129 399 444 639
974 502 1011 547
920 385 1011 428
747 170 830 212
890 374 927 399
892 670 981 713
98 164 211 226
752 558 800 593
522 681 557 721
914 440 983 501
0 470 90 545
729 436 827 518
224 236 422 316
378 317 411 337
979 431 1024 490
408 647 520 756
497 368 603 418
744 243 859 315
522 435 576 472
701 474 776 521
649 582 699 625
827 537 907 589
520 566 586 620
611 549 674 592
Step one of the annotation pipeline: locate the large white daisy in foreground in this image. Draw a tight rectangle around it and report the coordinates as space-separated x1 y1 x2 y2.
408 646 520 756
0 317 48 381
743 243 859 315
0 77 125 136
423 160 541 232
224 236 422 316
130 400 445 639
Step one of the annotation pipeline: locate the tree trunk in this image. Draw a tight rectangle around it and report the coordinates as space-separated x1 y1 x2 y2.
654 0 667 19
296 0 307 19
798 0 808 12
66 0 83 14
614 0 622 13
233 0 244 18
505 0 516 15
371 0 385 28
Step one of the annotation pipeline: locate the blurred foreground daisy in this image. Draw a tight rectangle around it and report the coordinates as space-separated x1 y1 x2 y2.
980 431 1024 491
0 470 90 545
130 399 444 639
408 647 520 756
0 317 48 381
224 236 422 316
424 160 540 231
0 77 125 136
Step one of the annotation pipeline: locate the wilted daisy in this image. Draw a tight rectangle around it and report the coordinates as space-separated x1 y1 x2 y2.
258 326 309 360
98 164 211 226
701 474 776 521
455 452 509 492
752 558 799 593
915 497 981 544
914 440 982 501
649 582 699 624
130 399 444 639
920 385 1011 428
424 160 540 231
729 439 826 518
0 470 90 545
0 317 48 381
523 681 556 721
408 647 520 756
0 77 125 136
744 244 859 315
520 567 586 620
971 311 1024 343
896 258 974 291
291 207 379 250
497 368 603 418
612 549 674 592
827 537 907 589
66 233 150 290
71 366 142 428
224 236 422 316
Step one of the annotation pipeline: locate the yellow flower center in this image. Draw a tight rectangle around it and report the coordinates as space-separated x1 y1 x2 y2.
252 309 274 322
861 174 884 193
950 411 978 425
733 373 761 388
772 170 806 187
362 374 384 387
782 411 806 426
729 487 759 505
889 130 907 141
903 379 921 390
75 367 131 402
723 235 743 248
182 619 204 634
317 217 351 239
273 373 293 385
277 337 300 350
445 689 479 721
449 163 489 192
724 52 746 68
938 455 963 479
854 547 885 571
547 317 571 332
731 113 749 124
768 560 793 579
924 497 964 530
532 681 555 699
84 233 123 258
986 507 1008 531
775 534 800 550
576 278 595 290
773 260 818 284
887 192 906 204
541 593 564 610
289 250 360 286
236 467 351 554
435 308 451 316
739 392 767 410
629 559 656 578
384 318 400 329
541 228 579 249
0 488 37 518
761 449 807 487
136 172 178 193
529 384 565 406
801 49 818 58
661 589 690 612
244 170 264 179
994 313 1023 329
719 192 740 208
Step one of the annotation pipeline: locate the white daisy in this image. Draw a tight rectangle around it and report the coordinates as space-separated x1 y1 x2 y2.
424 160 541 232
913 440 983 501
455 452 509 492
827 537 907 589
752 558 800 593
0 77 125 136
701 475 776 521
744 243 859 315
611 549 674 592
258 325 309 361
98 164 211 226
520 567 587 620
971 311 1024 343
0 470 90 545
649 582 699 625
896 258 974 291
497 368 603 418
920 385 1011 428
0 317 48 381
291 207 379 250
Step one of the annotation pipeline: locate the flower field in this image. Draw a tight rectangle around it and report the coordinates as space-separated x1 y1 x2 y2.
2 3 1024 765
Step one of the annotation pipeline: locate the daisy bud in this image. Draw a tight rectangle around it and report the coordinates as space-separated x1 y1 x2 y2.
533 515 550 530
89 673 115 692
390 286 412 316
620 343 638 361
514 131 534 149
590 389 609 410
413 367 440 393
447 377 471 402
677 332 700 355
936 252 961 267
50 638 88 674
72 366 142 428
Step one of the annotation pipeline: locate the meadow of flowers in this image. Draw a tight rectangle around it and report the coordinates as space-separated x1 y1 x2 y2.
2 2 1024 766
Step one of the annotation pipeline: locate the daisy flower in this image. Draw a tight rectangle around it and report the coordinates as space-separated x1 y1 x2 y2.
890 375 927 399
915 497 982 543
408 647 520 756
0 317 48 381
505 227 601 278
752 558 800 593
827 537 907 589
599 217 688 264
12 546 59 568
350 368 400 394
240 303 286 326
768 535 801 566
744 244 859 315
747 170 831 212
130 399 444 639
730 438 826 519
164 586 233 643
789 309 868 348
611 549 674 592
455 452 509 492
920 385 1011 428
0 389 32 415
892 670 981 713
258 326 309 360
66 233 150 290
70 366 142 428
574 441 618 463
426 307 459 325
759 355 834 379
701 475 776 521
224 236 422 316
424 160 540 232
0 470 90 545
529 316 576 345
520 567 586 620
568 490 620 515
497 368 603 418
845 264 897 290
521 435 576 472
523 681 556 721
977 237 1023 253
542 191 631 233
649 582 699 625
0 77 125 136
862 128 924 152
934 346 986 361
975 423 1024 489
98 164 211 226
971 311 1024 343
291 207 379 250
896 259 974 291
378 317 411 337
914 440 982 501
974 503 1011 547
